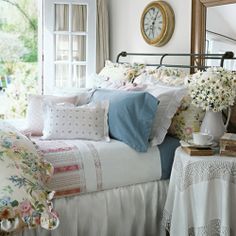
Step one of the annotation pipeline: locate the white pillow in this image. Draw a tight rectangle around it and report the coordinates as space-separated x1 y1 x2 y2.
134 72 188 145
42 101 110 141
53 88 94 106
24 94 78 136
148 84 187 145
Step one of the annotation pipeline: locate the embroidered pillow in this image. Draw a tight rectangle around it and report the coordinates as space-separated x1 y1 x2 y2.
24 94 78 136
91 89 158 152
168 96 205 141
42 102 110 141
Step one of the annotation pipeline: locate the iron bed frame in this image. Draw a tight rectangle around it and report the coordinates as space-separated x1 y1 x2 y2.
116 51 236 70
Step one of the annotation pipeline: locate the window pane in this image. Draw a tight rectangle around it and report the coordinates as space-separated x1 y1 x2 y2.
72 5 87 32
72 35 86 61
55 64 69 88
55 4 69 31
72 65 86 88
55 35 69 60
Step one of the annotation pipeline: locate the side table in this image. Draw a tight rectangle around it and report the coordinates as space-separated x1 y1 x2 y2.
162 147 236 235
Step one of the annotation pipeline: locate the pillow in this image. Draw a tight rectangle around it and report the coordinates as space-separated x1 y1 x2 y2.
42 102 110 141
24 94 78 136
95 61 146 88
147 84 188 146
91 89 158 152
99 60 130 81
0 122 58 232
53 88 94 106
168 96 205 141
134 66 187 87
133 71 188 146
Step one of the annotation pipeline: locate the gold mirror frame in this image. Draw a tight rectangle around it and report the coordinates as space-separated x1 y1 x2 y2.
191 0 236 72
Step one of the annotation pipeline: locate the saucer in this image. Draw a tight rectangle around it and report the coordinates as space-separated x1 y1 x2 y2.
180 140 216 149
188 139 214 147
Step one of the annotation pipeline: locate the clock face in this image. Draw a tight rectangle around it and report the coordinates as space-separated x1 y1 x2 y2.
140 1 175 47
143 7 163 40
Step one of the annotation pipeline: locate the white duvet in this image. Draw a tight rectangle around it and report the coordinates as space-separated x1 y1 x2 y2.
32 137 162 198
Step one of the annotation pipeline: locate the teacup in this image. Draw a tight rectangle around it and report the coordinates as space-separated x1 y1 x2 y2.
192 132 213 146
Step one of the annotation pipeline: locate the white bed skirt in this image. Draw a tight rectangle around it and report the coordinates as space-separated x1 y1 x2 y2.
16 180 169 236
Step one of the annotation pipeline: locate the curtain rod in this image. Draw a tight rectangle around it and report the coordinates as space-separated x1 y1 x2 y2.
206 30 236 43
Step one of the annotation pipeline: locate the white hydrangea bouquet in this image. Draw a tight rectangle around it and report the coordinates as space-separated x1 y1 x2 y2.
188 67 236 112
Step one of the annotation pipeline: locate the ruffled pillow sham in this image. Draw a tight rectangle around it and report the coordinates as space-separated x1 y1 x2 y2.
146 84 188 145
133 70 188 146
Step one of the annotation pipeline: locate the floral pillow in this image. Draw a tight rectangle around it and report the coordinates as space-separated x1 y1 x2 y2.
0 122 59 233
95 60 146 88
168 96 205 141
133 66 187 87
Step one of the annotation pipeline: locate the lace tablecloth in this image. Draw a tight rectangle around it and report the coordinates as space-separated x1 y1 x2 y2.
162 147 236 236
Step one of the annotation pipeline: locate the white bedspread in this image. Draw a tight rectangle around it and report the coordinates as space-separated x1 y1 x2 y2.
18 180 168 236
32 137 162 197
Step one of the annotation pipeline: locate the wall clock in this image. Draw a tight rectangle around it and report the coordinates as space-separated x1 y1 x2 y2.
140 1 175 46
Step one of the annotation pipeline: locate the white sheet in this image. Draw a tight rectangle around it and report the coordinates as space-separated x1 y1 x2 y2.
32 137 162 197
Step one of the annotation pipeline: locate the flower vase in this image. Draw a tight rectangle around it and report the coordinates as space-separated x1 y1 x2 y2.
200 109 231 142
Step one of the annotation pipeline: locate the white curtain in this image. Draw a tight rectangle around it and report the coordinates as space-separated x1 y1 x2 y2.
96 0 109 73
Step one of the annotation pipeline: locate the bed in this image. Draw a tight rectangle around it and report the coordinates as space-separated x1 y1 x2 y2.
1 51 234 236
12 134 178 236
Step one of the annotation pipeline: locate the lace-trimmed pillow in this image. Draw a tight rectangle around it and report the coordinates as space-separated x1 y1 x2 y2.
42 102 110 141
147 84 188 146
168 96 205 141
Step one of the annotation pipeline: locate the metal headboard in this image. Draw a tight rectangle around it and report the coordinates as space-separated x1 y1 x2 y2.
116 51 235 70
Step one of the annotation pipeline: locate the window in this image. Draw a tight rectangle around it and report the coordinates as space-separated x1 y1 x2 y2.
43 0 96 94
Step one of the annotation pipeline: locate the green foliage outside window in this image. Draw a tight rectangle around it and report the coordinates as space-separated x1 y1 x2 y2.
0 0 38 119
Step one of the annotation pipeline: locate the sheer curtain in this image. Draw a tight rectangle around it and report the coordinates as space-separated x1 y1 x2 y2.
96 0 109 72
72 5 87 62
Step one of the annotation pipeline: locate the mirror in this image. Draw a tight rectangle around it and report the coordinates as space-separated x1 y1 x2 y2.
191 0 236 132
191 0 236 71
